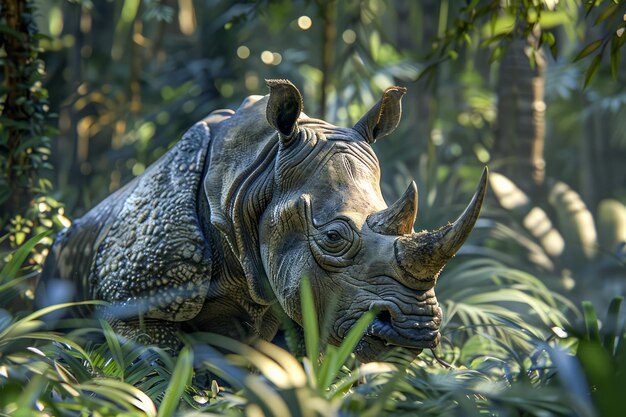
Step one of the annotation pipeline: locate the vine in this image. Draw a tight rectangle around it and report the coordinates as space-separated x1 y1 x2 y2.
0 0 67 265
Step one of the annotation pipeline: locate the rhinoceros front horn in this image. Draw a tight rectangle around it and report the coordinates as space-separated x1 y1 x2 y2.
393 168 488 288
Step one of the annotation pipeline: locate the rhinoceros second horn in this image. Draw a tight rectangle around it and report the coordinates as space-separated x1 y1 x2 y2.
367 181 418 236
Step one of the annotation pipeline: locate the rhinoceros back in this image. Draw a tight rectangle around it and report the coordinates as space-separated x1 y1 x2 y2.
40 122 213 322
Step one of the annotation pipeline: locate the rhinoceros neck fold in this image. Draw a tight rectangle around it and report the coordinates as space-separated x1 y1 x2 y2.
203 98 282 305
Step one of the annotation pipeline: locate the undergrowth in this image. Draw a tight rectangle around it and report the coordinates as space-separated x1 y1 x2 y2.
1 234 624 417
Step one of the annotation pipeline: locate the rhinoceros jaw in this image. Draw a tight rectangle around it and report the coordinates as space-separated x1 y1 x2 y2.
361 294 442 356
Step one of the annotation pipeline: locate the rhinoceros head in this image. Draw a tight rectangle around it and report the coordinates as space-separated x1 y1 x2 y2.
250 80 487 361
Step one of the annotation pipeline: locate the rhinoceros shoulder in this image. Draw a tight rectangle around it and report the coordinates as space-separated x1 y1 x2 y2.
93 122 214 322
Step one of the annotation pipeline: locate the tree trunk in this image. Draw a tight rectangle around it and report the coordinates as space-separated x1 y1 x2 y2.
494 36 546 201
319 0 337 119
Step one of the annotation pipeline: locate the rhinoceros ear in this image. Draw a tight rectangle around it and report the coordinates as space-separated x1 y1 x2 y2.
354 86 407 144
266 79 303 142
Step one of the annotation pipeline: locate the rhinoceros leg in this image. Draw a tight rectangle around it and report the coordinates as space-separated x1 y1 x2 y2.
109 318 182 351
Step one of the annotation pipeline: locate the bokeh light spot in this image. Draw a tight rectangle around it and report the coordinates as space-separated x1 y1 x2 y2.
297 16 312 30
219 83 234 98
261 50 274 64
342 29 356 44
237 45 250 59
132 162 145 176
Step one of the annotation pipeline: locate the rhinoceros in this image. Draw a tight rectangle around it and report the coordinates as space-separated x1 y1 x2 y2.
40 79 487 361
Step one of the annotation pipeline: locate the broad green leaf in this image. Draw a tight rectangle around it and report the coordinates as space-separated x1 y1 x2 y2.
193 332 298 389
539 10 571 28
489 10 498 35
489 45 505 63
317 346 338 391
0 320 44 343
254 340 307 388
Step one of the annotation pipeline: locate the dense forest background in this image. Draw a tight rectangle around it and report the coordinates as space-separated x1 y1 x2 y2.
4 0 626 267
1 0 626 416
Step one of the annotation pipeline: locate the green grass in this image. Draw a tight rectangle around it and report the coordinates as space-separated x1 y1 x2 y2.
1 234 624 416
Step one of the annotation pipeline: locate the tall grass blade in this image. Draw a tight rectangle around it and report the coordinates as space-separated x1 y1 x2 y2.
0 231 51 283
361 370 403 417
100 319 126 380
0 274 33 296
0 300 106 340
318 309 376 391
582 301 601 342
158 345 193 417
13 374 48 417
300 277 319 380
76 379 157 416
602 297 623 355
12 332 95 370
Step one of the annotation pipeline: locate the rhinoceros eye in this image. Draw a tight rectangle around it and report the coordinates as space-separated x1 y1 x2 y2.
312 220 359 261
310 219 361 270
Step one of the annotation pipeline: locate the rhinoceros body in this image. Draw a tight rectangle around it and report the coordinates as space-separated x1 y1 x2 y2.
41 80 486 361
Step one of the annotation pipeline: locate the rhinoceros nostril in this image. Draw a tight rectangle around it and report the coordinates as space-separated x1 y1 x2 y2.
376 310 393 325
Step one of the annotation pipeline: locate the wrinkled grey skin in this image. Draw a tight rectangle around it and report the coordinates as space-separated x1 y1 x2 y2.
40 80 487 361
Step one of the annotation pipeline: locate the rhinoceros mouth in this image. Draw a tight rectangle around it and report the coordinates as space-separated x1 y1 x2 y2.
356 292 442 355
355 330 440 362
368 312 441 348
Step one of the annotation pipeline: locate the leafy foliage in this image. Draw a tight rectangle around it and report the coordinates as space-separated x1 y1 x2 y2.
421 0 626 87
1 235 618 416
570 297 626 417
486 171 626 308
576 0 626 85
